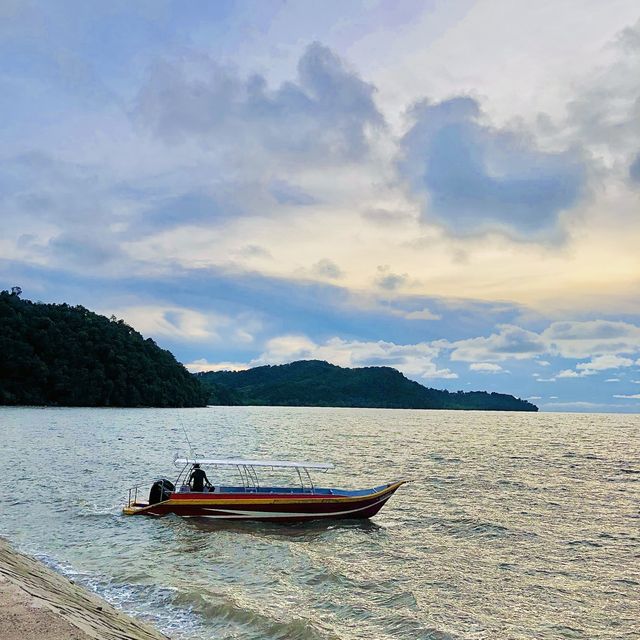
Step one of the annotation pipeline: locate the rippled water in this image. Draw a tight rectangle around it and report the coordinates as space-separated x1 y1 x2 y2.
1 406 639 639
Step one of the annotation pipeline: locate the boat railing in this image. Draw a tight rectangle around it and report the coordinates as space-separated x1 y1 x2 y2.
125 481 164 507
125 483 145 507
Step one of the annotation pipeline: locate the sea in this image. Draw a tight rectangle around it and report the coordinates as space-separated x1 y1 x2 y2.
0 406 638 640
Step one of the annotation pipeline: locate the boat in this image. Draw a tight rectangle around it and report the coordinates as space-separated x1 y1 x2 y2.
123 456 407 522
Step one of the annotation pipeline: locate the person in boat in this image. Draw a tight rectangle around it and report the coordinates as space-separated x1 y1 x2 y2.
188 463 212 492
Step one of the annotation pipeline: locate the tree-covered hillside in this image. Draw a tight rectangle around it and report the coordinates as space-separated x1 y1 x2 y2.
196 360 538 411
0 290 206 407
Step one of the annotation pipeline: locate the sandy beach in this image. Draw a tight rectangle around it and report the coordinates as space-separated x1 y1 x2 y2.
0 538 169 640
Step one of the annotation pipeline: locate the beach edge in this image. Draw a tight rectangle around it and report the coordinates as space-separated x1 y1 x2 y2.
0 537 170 640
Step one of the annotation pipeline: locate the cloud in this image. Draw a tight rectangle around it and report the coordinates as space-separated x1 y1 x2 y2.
184 359 248 373
556 369 594 378
136 192 236 232
630 153 640 183
0 153 136 268
403 307 441 321
446 324 546 362
398 96 585 240
613 393 640 399
46 232 124 268
105 305 258 345
605 378 620 382
617 20 640 51
312 258 343 279
361 208 414 226
107 305 219 340
236 244 272 259
565 19 640 161
269 180 318 206
469 362 504 373
576 354 634 371
375 265 409 291
443 320 640 371
135 42 384 163
556 355 633 379
253 334 457 379
542 320 640 358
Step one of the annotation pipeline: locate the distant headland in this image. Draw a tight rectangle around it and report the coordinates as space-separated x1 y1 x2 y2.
197 360 538 411
0 290 537 411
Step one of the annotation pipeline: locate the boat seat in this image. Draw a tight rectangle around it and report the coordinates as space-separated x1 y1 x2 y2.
179 485 191 493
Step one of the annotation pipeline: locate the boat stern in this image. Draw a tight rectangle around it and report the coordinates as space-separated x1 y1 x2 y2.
122 502 149 516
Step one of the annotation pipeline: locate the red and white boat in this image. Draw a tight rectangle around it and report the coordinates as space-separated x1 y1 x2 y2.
123 457 406 522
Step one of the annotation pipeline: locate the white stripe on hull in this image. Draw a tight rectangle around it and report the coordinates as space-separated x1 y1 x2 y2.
179 495 391 519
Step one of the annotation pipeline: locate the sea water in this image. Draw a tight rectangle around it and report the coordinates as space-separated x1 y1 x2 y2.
0 406 638 640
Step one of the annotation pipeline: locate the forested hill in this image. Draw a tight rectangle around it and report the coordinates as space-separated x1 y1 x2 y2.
0 290 206 407
196 360 538 411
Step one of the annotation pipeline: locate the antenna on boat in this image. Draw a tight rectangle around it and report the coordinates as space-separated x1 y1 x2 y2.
180 421 196 461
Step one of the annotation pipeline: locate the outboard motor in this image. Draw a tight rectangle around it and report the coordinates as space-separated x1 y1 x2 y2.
149 479 175 505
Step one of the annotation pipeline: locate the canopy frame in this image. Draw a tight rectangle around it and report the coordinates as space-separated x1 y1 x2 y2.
173 455 333 494
174 457 334 470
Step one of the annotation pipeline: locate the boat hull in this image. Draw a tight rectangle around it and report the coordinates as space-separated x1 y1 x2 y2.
123 481 406 522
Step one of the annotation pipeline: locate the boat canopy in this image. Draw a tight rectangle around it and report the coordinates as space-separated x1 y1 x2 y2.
174 457 334 470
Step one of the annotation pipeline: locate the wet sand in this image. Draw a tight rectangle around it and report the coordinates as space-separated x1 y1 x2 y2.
0 538 169 640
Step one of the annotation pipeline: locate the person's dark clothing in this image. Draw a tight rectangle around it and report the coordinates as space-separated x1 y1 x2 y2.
189 468 209 492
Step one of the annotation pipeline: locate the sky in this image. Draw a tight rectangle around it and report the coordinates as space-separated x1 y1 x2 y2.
1 0 640 412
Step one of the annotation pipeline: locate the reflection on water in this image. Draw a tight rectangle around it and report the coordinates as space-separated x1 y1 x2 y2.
1 406 639 640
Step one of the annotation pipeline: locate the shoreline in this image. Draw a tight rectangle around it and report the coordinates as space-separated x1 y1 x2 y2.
0 538 170 640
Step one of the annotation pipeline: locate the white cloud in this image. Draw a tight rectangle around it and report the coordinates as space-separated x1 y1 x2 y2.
403 307 441 321
605 378 621 382
441 320 640 367
556 369 595 378
556 354 635 378
576 354 634 370
613 393 640 399
469 362 504 373
105 305 258 344
446 324 546 362
107 305 218 340
542 320 640 358
536 377 556 382
367 0 639 131
184 359 249 373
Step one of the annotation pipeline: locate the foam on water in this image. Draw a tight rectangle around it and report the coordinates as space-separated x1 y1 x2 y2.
1 406 639 640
